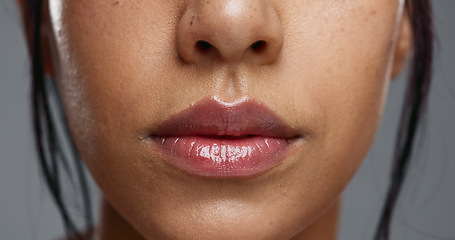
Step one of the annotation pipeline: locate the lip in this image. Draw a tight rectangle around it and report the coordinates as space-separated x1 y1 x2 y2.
149 96 301 178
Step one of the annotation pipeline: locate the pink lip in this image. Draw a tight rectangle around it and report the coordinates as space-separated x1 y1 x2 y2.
150 96 300 178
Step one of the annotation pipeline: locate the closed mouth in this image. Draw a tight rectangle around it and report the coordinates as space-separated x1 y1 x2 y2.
148 96 303 178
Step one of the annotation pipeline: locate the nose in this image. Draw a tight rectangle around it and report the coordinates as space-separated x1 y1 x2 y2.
177 0 284 65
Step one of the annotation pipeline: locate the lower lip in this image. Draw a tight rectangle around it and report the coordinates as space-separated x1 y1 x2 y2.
153 136 290 177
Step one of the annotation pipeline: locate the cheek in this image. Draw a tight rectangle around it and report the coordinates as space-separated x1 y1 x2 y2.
52 1 179 162
278 1 399 190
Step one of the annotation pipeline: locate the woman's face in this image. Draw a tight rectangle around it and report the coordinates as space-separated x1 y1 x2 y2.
45 0 409 239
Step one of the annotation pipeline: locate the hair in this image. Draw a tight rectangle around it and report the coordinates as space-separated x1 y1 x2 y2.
20 0 434 239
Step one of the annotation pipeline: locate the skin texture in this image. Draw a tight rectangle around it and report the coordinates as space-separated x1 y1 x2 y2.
21 0 411 239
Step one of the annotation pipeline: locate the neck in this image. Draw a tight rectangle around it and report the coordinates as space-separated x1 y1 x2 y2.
291 199 341 240
95 198 340 240
95 201 145 240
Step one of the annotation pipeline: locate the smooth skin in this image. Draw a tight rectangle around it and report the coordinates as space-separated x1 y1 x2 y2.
18 0 412 239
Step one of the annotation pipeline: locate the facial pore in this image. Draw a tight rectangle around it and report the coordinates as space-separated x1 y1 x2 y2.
46 0 408 239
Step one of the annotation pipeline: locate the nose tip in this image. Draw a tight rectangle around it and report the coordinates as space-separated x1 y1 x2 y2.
177 0 284 65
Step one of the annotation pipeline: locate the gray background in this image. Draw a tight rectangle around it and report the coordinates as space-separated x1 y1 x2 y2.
0 0 454 239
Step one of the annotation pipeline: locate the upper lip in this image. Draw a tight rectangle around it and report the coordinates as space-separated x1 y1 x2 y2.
151 96 299 139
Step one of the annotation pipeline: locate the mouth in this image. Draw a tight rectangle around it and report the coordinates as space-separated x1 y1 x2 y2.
148 96 303 178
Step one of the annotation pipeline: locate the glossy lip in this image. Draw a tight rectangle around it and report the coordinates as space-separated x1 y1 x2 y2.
149 96 302 178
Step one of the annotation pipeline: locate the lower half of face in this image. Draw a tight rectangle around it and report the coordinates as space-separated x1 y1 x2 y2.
48 0 405 239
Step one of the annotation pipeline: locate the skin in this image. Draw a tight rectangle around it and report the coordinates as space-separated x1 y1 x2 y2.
19 0 412 239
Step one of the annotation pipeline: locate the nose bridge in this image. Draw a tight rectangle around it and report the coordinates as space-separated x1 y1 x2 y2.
177 0 283 64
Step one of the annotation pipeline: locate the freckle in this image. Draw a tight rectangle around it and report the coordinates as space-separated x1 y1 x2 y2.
370 10 377 15
113 0 119 5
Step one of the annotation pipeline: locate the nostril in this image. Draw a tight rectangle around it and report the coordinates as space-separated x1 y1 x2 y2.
196 41 212 51
251 40 267 52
